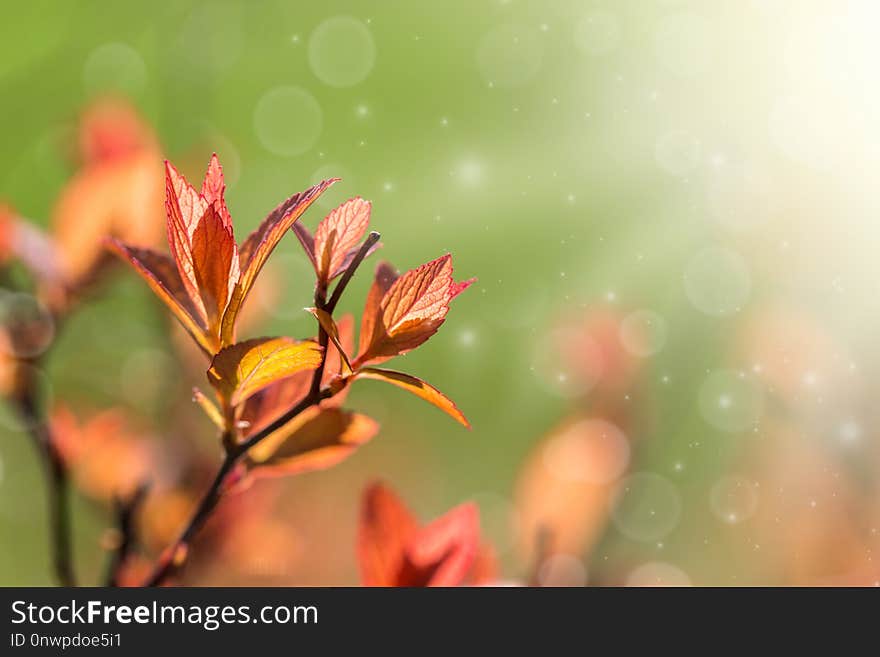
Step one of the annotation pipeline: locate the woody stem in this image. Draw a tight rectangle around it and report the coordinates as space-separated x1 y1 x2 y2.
142 451 239 587
326 231 380 314
14 368 76 587
105 483 149 586
142 389 331 587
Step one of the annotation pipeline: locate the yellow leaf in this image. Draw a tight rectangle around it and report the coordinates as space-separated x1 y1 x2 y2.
208 337 323 407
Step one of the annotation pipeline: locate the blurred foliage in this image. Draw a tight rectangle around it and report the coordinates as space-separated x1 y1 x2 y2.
2 0 879 586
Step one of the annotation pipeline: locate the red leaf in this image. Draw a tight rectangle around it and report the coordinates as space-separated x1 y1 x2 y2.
313 197 371 282
113 155 332 353
77 98 156 165
358 482 481 587
190 205 240 332
165 160 207 238
164 161 207 324
354 254 474 366
291 221 317 270
200 153 233 229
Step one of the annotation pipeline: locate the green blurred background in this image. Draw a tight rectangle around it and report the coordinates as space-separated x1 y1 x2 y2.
2 0 879 586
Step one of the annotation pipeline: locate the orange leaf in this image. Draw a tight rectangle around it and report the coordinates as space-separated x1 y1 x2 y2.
247 407 378 477
208 337 323 407
200 153 233 229
358 482 481 587
221 178 337 345
355 254 474 366
164 160 207 238
314 197 371 282
104 239 213 354
164 161 207 324
190 205 240 332
52 153 165 286
468 543 500 586
354 367 470 428
514 415 632 569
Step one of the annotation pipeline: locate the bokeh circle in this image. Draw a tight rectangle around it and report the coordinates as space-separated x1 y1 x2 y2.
611 472 682 542
683 247 751 317
254 86 323 156
308 16 376 87
698 370 765 433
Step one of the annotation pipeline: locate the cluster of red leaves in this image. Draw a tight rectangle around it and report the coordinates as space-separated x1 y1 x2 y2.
95 152 483 584
108 155 474 483
3 100 485 586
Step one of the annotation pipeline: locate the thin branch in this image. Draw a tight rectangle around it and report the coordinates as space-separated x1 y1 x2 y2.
105 482 150 587
326 231 381 313
15 383 76 586
142 454 238 587
308 282 330 399
235 388 330 454
309 231 379 397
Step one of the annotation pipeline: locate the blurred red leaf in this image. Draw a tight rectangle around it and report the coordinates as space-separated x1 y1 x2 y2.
52 99 164 289
51 406 156 503
358 481 482 587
